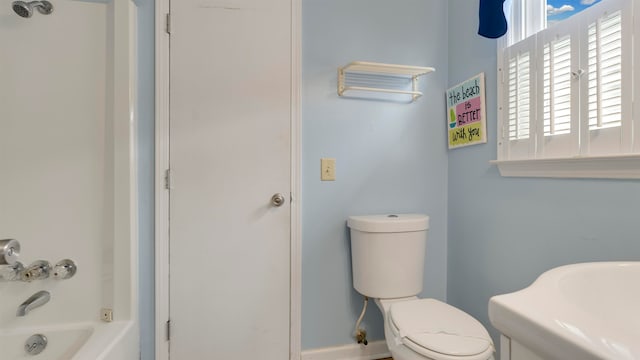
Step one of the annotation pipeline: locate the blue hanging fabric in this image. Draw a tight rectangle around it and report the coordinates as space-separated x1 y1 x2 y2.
478 0 507 39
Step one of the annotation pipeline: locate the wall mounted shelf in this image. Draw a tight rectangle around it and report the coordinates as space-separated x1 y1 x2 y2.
338 61 435 102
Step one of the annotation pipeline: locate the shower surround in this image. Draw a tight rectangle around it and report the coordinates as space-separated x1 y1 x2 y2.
0 0 139 359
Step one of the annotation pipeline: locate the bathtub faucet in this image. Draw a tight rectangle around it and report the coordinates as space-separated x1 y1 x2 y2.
17 290 50 317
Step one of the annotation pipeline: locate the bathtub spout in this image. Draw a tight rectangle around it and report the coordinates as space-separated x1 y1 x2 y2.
17 290 50 317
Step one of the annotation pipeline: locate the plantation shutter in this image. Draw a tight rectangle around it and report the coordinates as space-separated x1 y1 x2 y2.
588 11 622 131
502 36 535 160
543 36 572 137
582 0 632 155
508 53 530 140
535 18 580 159
498 0 633 161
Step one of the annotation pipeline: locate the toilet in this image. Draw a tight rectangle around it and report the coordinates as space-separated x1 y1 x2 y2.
348 214 494 360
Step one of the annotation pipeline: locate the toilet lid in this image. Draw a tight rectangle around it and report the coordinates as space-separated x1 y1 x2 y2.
389 299 493 359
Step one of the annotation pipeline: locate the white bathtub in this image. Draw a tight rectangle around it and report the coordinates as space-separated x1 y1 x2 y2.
0 321 136 360
0 0 139 359
489 262 640 360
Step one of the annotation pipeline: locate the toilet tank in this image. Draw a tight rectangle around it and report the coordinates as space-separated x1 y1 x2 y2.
348 214 429 299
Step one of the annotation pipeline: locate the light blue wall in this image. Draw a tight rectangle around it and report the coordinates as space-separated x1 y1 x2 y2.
302 0 449 350
138 0 451 356
139 0 640 356
446 0 640 352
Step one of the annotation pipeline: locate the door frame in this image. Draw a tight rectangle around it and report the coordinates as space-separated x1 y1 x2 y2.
153 0 302 358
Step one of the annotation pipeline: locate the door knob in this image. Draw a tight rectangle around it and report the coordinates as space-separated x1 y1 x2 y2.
271 193 286 207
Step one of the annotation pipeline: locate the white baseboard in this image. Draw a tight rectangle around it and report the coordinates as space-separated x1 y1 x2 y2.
301 340 390 360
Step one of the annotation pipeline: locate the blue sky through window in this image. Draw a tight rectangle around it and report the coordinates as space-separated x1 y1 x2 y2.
547 0 601 23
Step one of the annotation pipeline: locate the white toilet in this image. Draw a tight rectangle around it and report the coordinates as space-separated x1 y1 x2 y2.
348 214 494 360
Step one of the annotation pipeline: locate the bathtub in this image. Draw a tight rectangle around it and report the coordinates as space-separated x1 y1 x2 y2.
489 262 640 360
0 0 139 358
0 321 136 360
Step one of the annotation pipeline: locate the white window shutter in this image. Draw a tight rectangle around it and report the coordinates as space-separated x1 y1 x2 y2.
497 0 637 165
587 11 622 131
508 52 530 140
536 21 580 159
542 35 572 137
503 36 536 160
580 0 633 155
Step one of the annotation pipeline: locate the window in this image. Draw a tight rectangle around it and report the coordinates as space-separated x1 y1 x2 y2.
495 0 640 179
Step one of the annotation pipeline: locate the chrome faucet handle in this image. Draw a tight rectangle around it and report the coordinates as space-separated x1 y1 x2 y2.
1 261 24 281
53 259 76 280
20 260 51 282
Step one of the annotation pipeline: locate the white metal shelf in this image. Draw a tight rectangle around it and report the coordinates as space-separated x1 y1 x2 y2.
338 61 435 102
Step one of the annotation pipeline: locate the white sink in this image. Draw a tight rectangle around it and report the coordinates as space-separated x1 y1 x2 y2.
489 262 640 360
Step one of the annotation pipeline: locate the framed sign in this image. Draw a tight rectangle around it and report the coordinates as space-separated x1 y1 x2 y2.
446 73 487 149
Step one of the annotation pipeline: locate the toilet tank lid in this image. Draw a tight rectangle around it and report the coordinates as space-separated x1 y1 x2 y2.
347 214 429 233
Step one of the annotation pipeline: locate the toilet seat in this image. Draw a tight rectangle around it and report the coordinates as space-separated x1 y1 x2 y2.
389 299 493 360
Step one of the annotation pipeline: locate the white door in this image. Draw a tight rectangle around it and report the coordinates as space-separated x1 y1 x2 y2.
168 0 292 358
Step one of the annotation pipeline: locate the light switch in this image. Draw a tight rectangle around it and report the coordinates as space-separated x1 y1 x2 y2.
321 158 336 181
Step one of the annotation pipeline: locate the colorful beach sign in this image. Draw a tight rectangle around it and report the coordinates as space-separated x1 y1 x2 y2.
446 73 487 149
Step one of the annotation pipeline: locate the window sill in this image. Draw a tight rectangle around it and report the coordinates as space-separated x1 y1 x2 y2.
490 155 640 179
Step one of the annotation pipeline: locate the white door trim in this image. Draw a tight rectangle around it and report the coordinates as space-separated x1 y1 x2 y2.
153 0 302 358
154 0 170 358
290 0 302 358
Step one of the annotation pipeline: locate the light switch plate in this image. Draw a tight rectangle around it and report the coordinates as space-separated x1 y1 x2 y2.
321 158 336 181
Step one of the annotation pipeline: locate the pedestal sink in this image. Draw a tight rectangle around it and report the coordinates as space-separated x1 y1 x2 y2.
489 262 640 360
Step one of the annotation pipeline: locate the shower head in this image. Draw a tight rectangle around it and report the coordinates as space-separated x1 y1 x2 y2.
12 1 53 18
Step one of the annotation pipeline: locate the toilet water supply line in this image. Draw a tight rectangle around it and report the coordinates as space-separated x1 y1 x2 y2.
355 296 368 345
